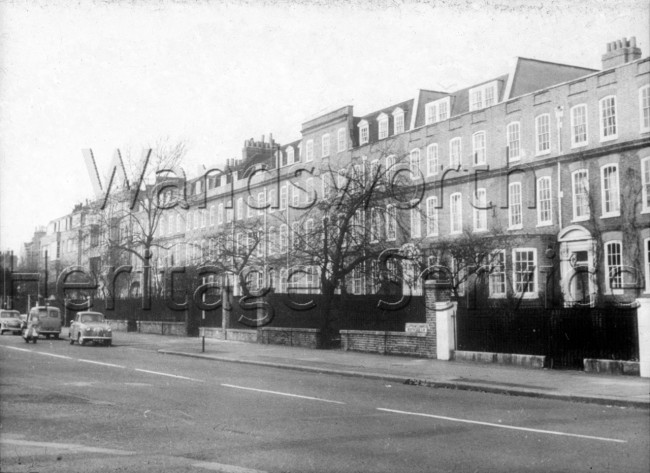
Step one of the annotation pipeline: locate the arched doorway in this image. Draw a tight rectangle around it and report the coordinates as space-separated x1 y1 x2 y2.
558 225 596 306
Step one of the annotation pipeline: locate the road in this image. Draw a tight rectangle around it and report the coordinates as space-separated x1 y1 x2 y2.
1 332 648 473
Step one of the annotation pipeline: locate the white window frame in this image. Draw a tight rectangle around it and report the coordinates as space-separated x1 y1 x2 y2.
426 143 439 177
512 248 537 297
642 157 650 213
507 121 521 162
508 182 522 229
377 113 389 140
571 169 589 222
209 205 215 226
469 81 498 111
473 188 487 232
489 250 506 298
450 192 462 234
449 137 462 168
286 146 294 165
425 97 450 124
599 95 618 142
570 104 588 148
370 207 382 242
537 176 553 226
337 127 346 152
426 196 439 237
604 240 623 295
321 134 330 158
644 237 650 294
392 108 405 134
472 131 486 166
280 185 287 210
535 113 551 156
410 206 421 238
305 139 314 162
358 120 369 145
600 163 620 218
386 205 396 241
640 86 650 133
410 148 421 180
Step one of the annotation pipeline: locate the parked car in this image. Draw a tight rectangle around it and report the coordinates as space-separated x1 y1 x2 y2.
25 306 62 339
0 310 23 335
69 311 112 346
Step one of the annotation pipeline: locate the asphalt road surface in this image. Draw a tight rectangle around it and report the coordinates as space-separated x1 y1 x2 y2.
1 333 648 473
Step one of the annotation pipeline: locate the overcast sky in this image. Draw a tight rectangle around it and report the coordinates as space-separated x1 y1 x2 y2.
1 0 648 255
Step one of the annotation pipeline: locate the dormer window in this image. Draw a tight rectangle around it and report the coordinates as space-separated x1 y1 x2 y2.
285 146 294 166
377 113 389 140
392 108 405 134
358 120 369 145
469 81 498 111
425 97 450 125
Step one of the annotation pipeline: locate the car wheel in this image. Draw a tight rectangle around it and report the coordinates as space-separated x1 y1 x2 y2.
32 337 37 344
53 334 59 340
105 340 112 347
69 334 74 345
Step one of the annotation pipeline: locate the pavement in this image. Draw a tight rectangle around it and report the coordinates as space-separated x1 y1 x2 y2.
146 332 650 409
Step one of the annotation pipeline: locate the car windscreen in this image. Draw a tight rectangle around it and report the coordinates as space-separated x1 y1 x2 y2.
80 314 104 323
1 312 20 319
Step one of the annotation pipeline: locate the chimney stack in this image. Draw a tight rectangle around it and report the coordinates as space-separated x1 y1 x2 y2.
602 36 642 70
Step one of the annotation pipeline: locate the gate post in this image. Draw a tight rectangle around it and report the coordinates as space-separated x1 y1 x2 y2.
424 280 457 360
637 298 650 378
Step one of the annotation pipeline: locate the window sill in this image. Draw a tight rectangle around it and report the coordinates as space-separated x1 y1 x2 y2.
488 294 507 299
641 208 650 214
473 228 488 233
535 150 551 157
536 222 553 228
600 212 621 219
570 142 588 149
507 225 523 231
508 157 521 163
514 293 539 299
571 216 590 223
599 135 618 143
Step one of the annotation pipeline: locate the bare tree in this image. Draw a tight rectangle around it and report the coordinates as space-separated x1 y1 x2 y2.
267 143 424 346
95 139 188 302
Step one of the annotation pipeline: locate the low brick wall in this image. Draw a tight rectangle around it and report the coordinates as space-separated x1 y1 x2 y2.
137 321 186 336
258 327 321 348
199 327 225 339
584 359 640 376
453 350 546 369
107 320 129 332
340 330 431 357
227 329 258 343
199 327 258 343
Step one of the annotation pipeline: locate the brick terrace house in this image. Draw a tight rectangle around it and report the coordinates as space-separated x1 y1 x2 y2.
25 37 650 307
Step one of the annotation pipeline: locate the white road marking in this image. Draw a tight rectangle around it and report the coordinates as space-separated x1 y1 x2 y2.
0 439 134 455
78 359 125 368
40 352 73 360
221 383 345 405
135 368 203 382
2 346 33 353
376 407 627 443
192 460 269 472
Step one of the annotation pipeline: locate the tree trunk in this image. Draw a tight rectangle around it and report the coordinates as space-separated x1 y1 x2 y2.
319 281 339 348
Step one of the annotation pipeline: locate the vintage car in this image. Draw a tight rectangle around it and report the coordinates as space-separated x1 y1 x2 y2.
0 310 23 335
69 311 112 346
26 306 62 339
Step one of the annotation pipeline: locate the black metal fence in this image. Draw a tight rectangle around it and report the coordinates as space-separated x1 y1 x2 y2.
456 301 639 369
228 293 426 331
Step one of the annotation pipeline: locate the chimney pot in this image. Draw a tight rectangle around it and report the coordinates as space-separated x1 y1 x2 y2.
617 39 623 48
631 36 637 48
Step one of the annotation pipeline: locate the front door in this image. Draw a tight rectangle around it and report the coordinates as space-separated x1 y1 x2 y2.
560 240 595 307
